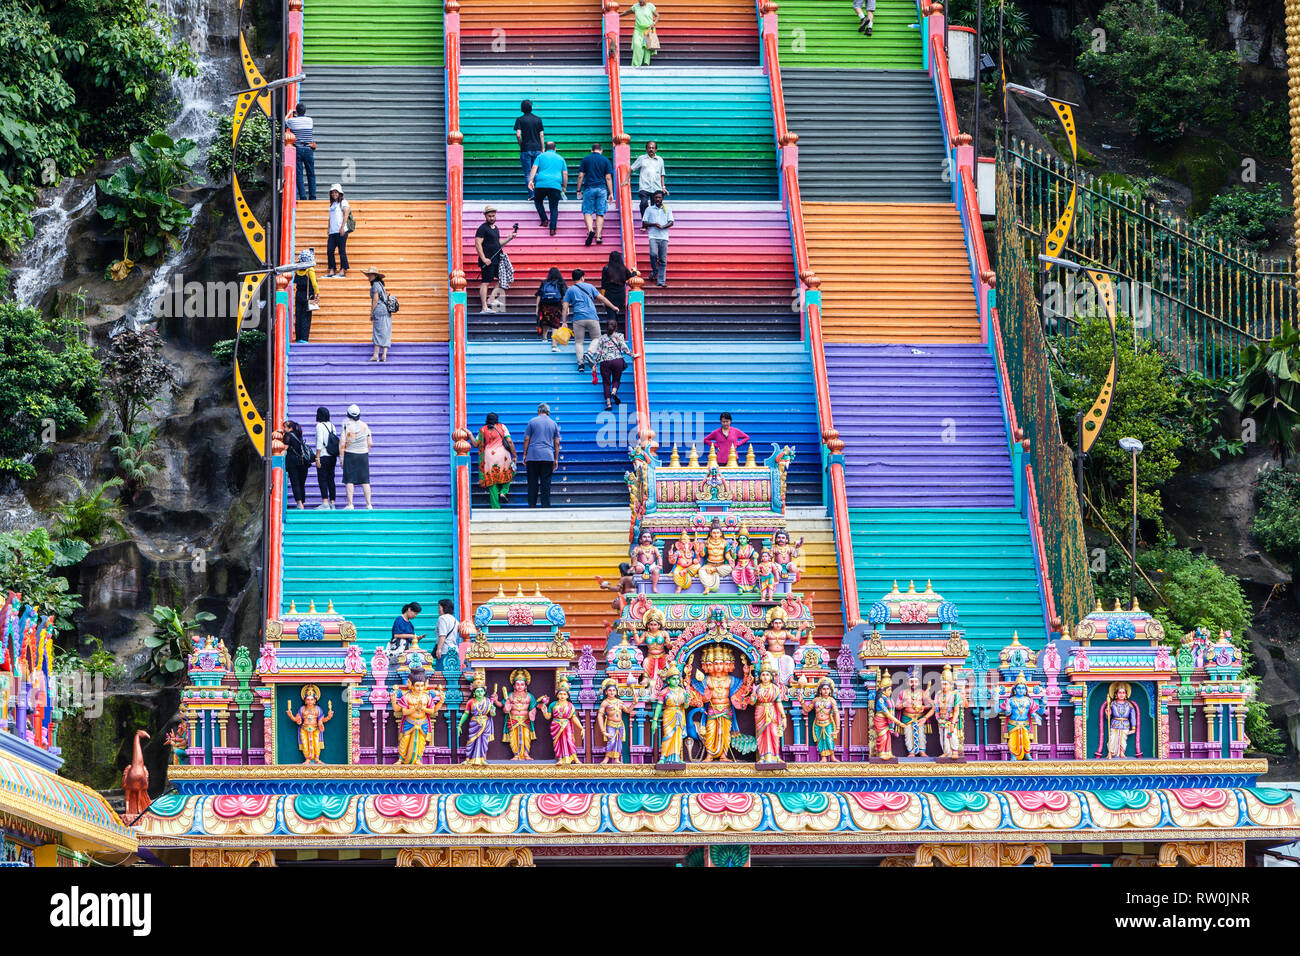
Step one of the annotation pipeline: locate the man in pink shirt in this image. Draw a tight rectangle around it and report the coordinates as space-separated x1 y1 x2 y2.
702 412 750 464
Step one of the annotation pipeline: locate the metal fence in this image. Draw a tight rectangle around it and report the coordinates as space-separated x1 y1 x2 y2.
996 166 1096 631
1003 138 1296 380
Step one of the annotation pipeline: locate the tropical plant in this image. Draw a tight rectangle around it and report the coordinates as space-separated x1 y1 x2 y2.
51 476 127 546
211 329 267 364
1193 184 1288 251
1075 1 1238 144
1053 313 1186 529
138 604 216 686
1093 542 1251 640
948 0 1036 63
101 328 176 437
1229 324 1300 465
1174 370 1245 466
0 528 89 630
52 635 125 682
1252 466 1300 564
97 132 199 263
0 300 101 480
1245 697 1288 755
110 426 160 502
206 111 274 186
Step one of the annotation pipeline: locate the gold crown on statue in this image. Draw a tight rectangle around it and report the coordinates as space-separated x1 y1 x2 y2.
509 668 531 686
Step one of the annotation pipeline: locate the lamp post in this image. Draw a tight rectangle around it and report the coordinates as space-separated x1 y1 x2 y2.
1118 436 1144 609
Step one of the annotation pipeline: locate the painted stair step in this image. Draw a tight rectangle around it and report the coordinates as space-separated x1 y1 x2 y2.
775 0 923 70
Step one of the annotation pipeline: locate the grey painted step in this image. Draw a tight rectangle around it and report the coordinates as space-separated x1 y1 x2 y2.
300 65 446 200
782 68 950 203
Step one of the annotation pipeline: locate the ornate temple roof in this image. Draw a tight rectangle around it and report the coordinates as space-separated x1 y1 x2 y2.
0 752 136 856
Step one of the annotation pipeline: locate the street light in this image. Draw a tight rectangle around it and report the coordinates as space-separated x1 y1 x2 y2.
1118 436 1144 609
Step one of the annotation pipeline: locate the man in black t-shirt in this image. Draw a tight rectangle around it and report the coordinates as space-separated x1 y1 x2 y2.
514 99 545 199
474 205 518 313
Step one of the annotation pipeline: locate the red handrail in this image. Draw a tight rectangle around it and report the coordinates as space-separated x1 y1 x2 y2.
605 1 651 445
760 0 860 626
446 1 473 619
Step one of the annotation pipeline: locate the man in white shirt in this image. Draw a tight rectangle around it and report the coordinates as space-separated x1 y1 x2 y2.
641 190 674 286
630 140 668 220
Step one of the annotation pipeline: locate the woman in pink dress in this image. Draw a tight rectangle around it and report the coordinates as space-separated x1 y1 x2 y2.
542 682 585 765
475 412 516 507
749 662 786 765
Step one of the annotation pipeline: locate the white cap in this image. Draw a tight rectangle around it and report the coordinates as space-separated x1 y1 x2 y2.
347 403 361 418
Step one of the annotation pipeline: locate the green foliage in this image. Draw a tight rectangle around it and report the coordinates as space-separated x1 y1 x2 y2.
0 528 88 630
51 476 126 546
1229 324 1300 465
1251 467 1300 564
1053 313 1185 530
0 300 101 480
110 426 159 502
948 1 1036 63
0 0 195 250
1173 369 1245 465
1193 184 1288 251
1076 1 1238 144
1234 102 1289 159
1150 136 1238 218
52 635 126 684
211 329 267 365
101 328 175 437
206 111 273 187
1093 542 1250 639
97 132 199 261
1245 698 1288 755
138 604 216 686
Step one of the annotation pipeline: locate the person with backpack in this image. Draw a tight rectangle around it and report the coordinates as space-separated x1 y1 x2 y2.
325 184 351 278
340 403 373 510
280 420 313 508
562 268 620 373
314 407 339 509
535 267 567 351
363 266 395 362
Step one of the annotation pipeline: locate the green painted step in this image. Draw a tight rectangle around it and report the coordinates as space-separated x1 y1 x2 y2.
778 0 923 70
303 0 444 65
849 508 1049 654
281 509 455 652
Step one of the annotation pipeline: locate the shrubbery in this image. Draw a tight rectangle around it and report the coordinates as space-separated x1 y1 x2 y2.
1252 467 1300 564
1194 184 1288 250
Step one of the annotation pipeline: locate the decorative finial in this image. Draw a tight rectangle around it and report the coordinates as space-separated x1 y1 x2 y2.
745 443 756 467
289 599 297 614
671 444 680 467
515 584 525 598
496 584 506 599
726 443 738 467
327 598 335 613
308 599 317 614
689 444 700 467
706 443 718 467
535 583 543 597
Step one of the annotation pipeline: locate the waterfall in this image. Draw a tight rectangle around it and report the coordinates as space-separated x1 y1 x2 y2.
10 0 238 315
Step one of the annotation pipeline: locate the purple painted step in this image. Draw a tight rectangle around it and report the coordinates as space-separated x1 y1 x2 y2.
825 343 1015 508
287 343 450 508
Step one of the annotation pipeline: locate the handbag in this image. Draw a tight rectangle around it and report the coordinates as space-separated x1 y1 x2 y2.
553 325 572 346
646 27 661 51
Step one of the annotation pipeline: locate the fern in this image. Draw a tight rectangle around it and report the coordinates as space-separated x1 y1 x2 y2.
51 476 127 546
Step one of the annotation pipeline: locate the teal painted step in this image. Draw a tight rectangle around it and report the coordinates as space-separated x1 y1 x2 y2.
282 509 455 651
849 508 1049 653
621 71 778 200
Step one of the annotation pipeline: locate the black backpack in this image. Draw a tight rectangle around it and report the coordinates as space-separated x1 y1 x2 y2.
323 424 340 457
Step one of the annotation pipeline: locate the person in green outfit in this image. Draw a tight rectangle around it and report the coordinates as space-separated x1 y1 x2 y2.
622 0 659 67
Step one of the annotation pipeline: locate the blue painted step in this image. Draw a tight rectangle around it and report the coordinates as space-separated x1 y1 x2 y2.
643 340 823 506
849 507 1048 652
826 343 1015 508
281 508 456 651
466 341 636 507
287 342 451 508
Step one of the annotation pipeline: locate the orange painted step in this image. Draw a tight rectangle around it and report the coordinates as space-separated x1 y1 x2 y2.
784 510 844 647
804 202 980 343
295 200 448 342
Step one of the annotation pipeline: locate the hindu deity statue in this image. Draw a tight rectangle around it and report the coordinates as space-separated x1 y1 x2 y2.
871 672 905 760
597 679 634 763
697 519 733 594
541 679 584 766
502 670 543 760
802 677 840 761
756 550 778 602
770 529 804 585
652 665 690 764
728 525 759 591
286 684 335 764
748 661 786 766
895 670 934 757
761 606 796 690
638 608 671 691
457 676 498 767
999 673 1042 761
932 665 965 760
686 643 752 762
669 529 702 592
1099 682 1140 759
630 530 662 589
165 718 191 766
696 459 730 501
393 667 443 765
